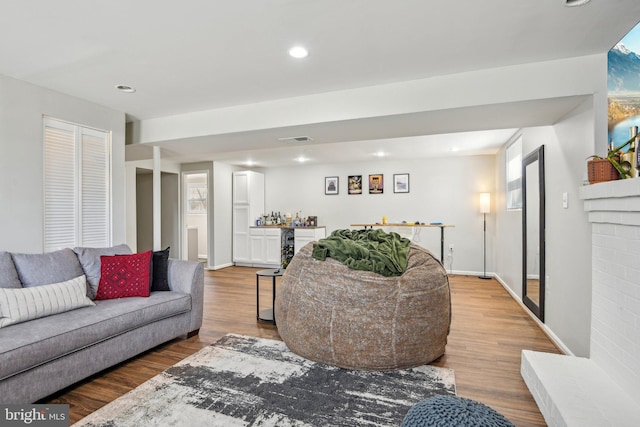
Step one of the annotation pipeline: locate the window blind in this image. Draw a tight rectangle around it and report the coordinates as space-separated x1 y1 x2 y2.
44 120 78 251
80 128 111 247
44 118 111 252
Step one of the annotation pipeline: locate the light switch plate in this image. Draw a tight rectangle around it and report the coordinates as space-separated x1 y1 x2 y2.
562 192 568 209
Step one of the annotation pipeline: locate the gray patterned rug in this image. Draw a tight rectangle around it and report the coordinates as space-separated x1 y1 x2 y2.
74 334 456 427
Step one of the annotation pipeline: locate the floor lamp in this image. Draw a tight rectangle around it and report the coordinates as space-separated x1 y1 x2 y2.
479 192 491 279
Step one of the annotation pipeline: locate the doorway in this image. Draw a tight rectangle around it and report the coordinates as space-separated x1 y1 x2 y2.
136 168 153 252
135 168 180 257
183 171 209 264
161 172 180 258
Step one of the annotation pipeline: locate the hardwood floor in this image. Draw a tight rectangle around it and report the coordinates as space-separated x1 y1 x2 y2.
45 267 560 426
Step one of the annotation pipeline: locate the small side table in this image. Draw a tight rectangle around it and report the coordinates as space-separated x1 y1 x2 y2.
256 268 283 325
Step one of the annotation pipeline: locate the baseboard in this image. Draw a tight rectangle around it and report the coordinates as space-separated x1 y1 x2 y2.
210 262 233 270
446 269 495 277
233 262 279 269
493 273 573 356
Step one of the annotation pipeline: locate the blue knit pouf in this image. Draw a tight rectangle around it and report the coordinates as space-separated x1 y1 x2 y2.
401 395 515 427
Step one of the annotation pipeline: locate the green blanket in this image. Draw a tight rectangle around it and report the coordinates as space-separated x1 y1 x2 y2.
311 229 411 277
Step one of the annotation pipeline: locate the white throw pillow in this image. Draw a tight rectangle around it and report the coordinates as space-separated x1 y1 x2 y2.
0 275 95 328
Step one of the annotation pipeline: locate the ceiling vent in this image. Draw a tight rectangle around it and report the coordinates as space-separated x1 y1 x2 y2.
278 136 313 143
564 0 591 6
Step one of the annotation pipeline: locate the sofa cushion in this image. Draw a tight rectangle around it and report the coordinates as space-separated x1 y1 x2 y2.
0 275 94 328
96 251 152 300
11 248 84 287
151 247 171 292
0 291 191 381
0 252 21 289
73 244 132 299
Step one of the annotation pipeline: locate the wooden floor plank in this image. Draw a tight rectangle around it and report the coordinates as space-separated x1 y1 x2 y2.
44 268 559 426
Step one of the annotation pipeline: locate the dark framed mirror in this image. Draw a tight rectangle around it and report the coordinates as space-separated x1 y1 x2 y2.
522 145 545 322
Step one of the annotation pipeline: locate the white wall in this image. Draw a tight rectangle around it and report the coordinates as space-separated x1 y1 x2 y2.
264 155 496 274
495 99 595 357
0 75 126 253
212 161 242 269
544 101 595 357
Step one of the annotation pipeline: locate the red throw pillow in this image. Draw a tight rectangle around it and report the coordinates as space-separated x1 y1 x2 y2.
96 251 152 300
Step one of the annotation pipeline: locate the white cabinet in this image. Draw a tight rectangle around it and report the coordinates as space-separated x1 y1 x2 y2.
265 230 281 265
242 226 325 266
232 171 264 264
249 227 281 266
294 227 326 255
233 205 251 262
233 172 251 204
249 228 266 263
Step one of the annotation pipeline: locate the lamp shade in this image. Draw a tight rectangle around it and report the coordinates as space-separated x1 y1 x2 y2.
479 192 491 214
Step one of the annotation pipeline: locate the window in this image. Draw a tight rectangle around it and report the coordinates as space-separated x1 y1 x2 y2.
44 118 111 252
506 136 522 210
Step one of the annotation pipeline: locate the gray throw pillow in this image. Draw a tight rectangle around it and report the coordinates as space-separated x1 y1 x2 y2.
11 248 84 287
0 251 22 289
73 244 132 299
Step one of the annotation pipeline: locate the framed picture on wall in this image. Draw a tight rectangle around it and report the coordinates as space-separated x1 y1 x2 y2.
348 175 363 194
369 174 383 194
393 173 410 193
187 184 207 213
325 176 339 195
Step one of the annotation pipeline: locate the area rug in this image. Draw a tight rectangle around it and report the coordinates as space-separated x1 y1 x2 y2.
74 334 456 426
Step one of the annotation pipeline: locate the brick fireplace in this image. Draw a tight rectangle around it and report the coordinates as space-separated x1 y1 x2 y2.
521 179 640 426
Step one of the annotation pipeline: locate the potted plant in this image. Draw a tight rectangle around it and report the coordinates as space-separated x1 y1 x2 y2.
587 134 637 184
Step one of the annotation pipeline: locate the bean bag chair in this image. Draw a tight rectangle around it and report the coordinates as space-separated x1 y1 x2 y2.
275 242 450 370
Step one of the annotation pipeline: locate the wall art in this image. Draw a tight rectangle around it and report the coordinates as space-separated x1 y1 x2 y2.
393 173 410 193
187 184 207 213
369 174 383 194
325 176 339 195
348 175 362 194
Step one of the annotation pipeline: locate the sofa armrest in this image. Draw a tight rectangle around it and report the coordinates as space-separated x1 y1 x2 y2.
167 259 204 334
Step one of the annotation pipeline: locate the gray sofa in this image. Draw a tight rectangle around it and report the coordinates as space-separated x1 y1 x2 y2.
0 245 204 404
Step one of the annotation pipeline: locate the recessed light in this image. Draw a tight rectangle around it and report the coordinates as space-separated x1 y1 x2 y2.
451 147 460 152
288 46 309 59
245 160 255 167
373 151 385 157
115 84 136 93
296 156 308 163
564 0 591 6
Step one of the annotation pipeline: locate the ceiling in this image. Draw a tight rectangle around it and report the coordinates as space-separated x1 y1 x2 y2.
2 1 639 167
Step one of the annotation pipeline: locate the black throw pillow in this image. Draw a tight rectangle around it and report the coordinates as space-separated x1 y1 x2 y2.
150 247 171 291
